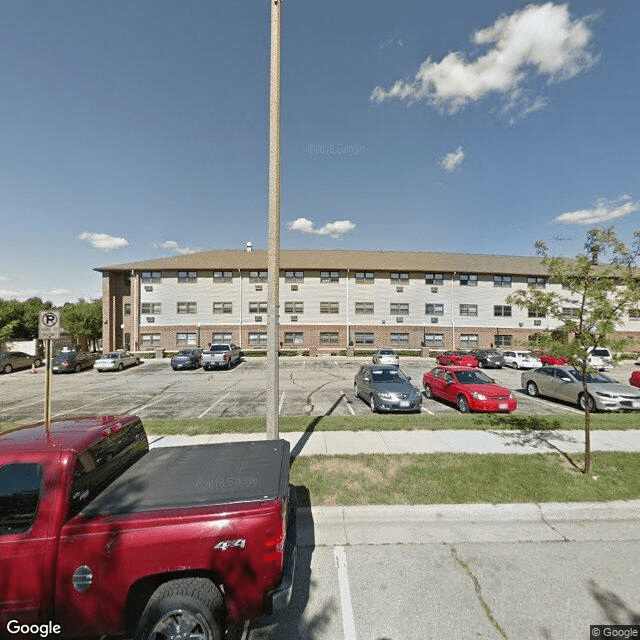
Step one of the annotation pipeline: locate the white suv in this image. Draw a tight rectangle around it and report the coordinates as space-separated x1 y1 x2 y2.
586 347 613 370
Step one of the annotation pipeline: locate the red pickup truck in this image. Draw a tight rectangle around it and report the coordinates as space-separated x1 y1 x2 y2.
0 416 296 639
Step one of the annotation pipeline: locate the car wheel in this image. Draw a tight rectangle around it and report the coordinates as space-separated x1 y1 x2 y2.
74 364 82 373
578 393 597 412
457 395 470 413
369 394 377 413
477 361 484 368
136 577 223 640
511 362 519 369
227 359 232 370
117 363 123 371
33 358 42 368
526 381 539 397
353 382 359 400
3 364 12 374
423 384 433 399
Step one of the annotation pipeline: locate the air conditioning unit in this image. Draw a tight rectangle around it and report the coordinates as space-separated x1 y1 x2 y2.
146 317 155 323
534 319 542 326
431 286 438 293
396 316 404 323
396 286 403 292
255 285 262 291
291 316 298 322
431 317 438 323
145 286 153 292
290 284 298 291
255 316 263 323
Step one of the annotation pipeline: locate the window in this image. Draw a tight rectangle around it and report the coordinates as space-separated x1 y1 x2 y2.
212 332 233 343
141 271 162 283
355 271 375 283
249 301 268 314
177 301 197 314
425 303 444 315
528 276 546 288
284 271 304 282
390 332 409 346
141 333 161 347
494 335 512 347
0 463 43 534
141 302 161 314
423 333 444 347
249 271 268 282
355 332 374 345
459 304 478 316
124 303 131 316
459 334 478 347
320 301 339 314
320 332 339 344
355 302 374 314
213 271 233 283
425 273 444 285
212 302 233 314
178 271 197 283
320 271 340 283
494 305 512 317
562 307 581 318
493 275 512 287
284 301 304 314
177 332 197 346
390 272 409 283
248 332 267 346
459 274 477 286
390 303 409 315
284 332 304 345
528 308 546 318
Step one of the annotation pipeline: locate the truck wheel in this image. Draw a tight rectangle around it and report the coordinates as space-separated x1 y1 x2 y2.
136 577 224 640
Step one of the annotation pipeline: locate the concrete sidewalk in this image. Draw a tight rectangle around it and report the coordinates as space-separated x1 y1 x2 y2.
148 428 640 456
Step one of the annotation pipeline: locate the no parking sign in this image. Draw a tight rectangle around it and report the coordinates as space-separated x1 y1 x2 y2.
39 310 61 339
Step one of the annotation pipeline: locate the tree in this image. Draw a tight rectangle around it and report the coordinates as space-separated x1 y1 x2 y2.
60 299 103 350
507 227 640 474
0 297 53 346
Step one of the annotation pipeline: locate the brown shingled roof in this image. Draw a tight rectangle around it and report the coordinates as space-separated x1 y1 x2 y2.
95 249 550 275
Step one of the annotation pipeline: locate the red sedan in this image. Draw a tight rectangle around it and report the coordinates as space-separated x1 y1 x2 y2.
436 351 479 367
539 354 571 365
422 366 517 413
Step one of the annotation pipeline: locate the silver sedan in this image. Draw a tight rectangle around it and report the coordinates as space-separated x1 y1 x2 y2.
354 364 422 413
372 349 399 366
94 351 140 372
521 365 640 412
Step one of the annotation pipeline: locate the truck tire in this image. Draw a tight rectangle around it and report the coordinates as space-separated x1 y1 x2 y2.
136 577 224 640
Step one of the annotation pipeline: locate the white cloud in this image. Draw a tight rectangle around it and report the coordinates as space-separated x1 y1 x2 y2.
370 2 598 119
287 217 356 239
440 146 465 173
78 232 129 251
151 240 202 255
554 196 639 225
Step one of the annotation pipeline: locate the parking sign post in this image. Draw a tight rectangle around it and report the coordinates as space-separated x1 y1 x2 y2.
39 311 61 434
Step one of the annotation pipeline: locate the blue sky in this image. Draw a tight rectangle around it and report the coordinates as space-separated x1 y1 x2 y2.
1 0 638 305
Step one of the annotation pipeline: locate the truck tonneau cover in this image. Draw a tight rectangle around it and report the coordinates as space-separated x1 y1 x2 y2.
80 439 290 517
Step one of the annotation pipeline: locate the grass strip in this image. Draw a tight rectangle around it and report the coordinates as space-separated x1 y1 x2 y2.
289 452 640 506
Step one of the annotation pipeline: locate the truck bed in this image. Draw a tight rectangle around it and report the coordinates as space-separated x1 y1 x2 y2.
80 439 290 517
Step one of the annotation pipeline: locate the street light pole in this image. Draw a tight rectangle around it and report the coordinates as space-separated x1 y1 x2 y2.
266 0 282 439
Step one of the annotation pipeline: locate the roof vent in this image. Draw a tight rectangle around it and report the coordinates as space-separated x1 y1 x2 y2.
246 242 253 252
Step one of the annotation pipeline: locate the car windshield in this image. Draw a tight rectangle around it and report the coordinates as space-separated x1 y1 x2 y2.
177 350 195 356
104 353 119 359
209 345 229 352
568 370 615 383
591 349 610 357
454 370 494 385
517 352 533 357
54 353 75 361
378 350 395 356
371 369 408 383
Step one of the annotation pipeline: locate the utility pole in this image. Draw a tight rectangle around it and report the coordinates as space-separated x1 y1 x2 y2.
266 0 282 439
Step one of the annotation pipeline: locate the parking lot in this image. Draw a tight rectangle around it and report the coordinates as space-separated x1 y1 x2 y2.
2 355 638 425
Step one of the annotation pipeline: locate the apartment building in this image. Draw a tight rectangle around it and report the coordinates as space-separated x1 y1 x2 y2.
95 249 640 353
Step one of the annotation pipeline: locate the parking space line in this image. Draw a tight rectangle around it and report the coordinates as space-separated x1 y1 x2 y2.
52 393 121 417
279 392 285 415
421 406 434 415
334 546 357 640
517 391 584 414
133 393 176 413
197 393 230 419
343 392 356 415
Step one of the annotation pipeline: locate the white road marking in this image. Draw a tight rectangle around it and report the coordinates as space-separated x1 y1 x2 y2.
334 546 357 640
133 393 176 413
279 391 285 414
197 393 230 419
345 393 356 415
52 394 121 417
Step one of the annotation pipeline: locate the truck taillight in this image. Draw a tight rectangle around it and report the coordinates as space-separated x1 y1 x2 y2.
264 518 286 569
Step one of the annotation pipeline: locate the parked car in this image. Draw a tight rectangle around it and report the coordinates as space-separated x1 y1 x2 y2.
502 350 541 369
469 349 504 368
422 366 516 413
586 346 613 370
93 351 140 372
354 364 422 413
52 350 96 373
170 348 203 370
202 343 242 370
521 365 640 412
372 348 399 366
0 351 42 374
436 351 479 367
538 353 571 366
629 371 640 388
